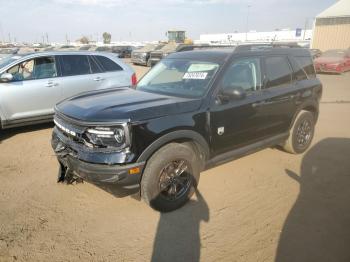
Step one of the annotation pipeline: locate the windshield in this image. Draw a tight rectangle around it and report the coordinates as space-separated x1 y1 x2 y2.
137 59 219 98
0 55 23 69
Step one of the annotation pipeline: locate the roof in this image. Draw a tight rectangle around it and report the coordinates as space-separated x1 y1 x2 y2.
166 45 312 63
317 0 350 18
166 49 234 63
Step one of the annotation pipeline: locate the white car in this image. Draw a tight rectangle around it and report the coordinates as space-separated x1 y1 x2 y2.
0 51 136 128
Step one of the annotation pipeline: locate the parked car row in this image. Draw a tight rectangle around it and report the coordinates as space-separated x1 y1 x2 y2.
131 43 234 67
0 51 136 129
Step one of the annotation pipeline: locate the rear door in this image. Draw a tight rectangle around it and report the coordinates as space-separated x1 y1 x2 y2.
257 55 299 135
0 55 61 121
93 55 131 88
56 54 97 99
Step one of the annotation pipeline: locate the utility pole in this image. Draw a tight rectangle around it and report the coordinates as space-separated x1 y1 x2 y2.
245 4 251 42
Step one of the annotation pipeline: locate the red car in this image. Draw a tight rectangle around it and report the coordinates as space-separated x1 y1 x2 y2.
314 49 350 74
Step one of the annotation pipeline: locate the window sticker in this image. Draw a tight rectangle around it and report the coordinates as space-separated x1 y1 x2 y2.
187 63 217 72
183 72 208 80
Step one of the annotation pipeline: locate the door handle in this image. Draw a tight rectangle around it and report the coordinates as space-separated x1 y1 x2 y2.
45 81 58 87
93 77 104 81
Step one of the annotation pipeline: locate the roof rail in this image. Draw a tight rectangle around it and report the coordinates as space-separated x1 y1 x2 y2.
235 42 302 52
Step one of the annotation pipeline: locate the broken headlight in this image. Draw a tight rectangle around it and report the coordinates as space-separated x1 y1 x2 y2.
84 125 129 149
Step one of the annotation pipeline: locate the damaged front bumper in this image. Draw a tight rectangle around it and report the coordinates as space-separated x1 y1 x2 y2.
51 128 145 185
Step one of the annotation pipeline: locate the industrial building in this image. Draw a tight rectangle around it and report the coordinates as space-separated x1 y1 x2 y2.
312 0 350 51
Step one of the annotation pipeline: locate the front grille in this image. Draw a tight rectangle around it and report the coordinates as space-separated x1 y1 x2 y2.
54 115 87 145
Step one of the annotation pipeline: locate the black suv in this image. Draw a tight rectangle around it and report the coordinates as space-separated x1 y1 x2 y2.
51 45 322 212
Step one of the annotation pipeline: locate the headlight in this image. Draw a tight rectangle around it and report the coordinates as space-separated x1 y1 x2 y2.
84 125 129 149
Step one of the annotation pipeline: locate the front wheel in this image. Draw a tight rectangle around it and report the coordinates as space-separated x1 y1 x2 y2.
141 143 200 212
283 110 315 154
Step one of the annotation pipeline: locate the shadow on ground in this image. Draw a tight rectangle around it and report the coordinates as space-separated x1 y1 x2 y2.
276 138 350 262
0 122 53 142
151 190 209 262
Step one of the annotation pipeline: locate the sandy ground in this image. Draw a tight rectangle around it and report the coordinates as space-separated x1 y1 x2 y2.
0 61 350 262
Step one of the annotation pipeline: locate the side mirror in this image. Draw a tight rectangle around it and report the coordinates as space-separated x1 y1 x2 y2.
0 73 13 82
221 86 247 101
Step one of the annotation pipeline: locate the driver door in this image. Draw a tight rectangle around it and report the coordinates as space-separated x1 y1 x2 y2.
210 56 274 156
1 56 61 122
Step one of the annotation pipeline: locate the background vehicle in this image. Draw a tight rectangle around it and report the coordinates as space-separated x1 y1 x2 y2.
0 48 19 61
148 30 194 66
309 48 322 59
52 45 322 212
131 44 165 66
112 46 134 58
0 51 136 129
314 49 350 74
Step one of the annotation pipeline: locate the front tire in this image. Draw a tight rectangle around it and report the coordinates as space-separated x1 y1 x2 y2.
283 110 315 154
141 143 200 212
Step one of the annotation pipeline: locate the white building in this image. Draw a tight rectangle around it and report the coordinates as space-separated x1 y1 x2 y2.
198 29 312 45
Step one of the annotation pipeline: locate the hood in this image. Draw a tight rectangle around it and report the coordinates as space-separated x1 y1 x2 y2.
315 57 345 64
56 88 202 123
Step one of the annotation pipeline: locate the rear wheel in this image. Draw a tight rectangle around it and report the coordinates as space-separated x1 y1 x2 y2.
283 110 315 154
141 143 200 212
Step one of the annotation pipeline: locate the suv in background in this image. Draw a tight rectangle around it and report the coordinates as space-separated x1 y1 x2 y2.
52 45 322 212
0 51 136 129
131 44 165 66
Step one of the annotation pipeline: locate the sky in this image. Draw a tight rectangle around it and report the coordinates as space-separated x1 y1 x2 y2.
0 0 336 43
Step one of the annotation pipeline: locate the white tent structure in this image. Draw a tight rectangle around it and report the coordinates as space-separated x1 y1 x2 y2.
312 0 350 51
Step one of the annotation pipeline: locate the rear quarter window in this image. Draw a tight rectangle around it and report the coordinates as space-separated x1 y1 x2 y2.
94 56 123 72
293 56 316 79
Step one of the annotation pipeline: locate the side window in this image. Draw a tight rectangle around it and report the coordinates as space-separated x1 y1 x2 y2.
7 59 35 81
59 55 90 76
94 55 123 72
293 56 316 79
264 56 292 88
6 56 57 81
33 56 57 79
221 57 262 92
88 56 103 74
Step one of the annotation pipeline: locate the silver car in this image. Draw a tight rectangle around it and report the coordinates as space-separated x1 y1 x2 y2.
0 51 136 129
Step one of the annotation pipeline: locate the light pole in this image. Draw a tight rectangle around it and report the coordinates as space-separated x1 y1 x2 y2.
245 4 251 42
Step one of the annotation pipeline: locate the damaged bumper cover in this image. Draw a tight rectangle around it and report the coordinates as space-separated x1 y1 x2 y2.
51 128 145 185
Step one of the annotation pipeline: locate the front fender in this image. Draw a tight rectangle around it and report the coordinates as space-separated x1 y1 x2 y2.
137 129 210 163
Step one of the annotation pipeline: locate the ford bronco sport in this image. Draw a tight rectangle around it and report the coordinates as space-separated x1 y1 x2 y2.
51 45 322 212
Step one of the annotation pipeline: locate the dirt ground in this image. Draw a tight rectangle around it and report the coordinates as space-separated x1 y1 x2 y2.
0 61 350 262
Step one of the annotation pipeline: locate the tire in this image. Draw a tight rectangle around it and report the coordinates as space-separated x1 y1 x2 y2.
283 110 315 154
141 143 200 212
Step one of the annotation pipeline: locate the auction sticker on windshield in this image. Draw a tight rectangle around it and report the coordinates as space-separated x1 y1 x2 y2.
183 72 208 80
